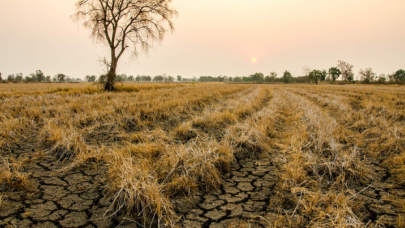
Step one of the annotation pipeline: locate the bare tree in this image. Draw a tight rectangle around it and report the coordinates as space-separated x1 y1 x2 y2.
74 0 177 91
337 60 354 83
302 66 312 80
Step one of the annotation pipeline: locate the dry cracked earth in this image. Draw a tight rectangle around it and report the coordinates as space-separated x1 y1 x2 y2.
2 118 402 226
0 137 138 228
1 135 280 228
173 153 280 228
1 139 403 228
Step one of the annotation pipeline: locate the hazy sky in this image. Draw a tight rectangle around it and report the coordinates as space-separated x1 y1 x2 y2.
1 0 404 79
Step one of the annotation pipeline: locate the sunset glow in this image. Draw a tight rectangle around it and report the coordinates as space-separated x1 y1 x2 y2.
0 0 404 78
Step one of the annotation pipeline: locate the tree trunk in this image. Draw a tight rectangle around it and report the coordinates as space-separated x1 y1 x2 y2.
105 58 117 91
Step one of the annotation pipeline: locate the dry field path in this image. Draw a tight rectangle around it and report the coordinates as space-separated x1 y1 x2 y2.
286 87 405 227
174 89 284 228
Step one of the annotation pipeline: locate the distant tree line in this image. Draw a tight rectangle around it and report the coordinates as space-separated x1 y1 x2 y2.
0 71 197 83
229 60 405 85
1 61 404 85
0 70 83 83
90 73 195 83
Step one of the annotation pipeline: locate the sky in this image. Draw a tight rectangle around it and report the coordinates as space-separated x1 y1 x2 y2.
0 0 404 79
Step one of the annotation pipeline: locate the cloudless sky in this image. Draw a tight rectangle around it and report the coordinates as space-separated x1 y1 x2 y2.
0 0 404 79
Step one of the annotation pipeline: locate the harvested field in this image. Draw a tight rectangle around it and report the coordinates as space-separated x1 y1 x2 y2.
0 83 404 228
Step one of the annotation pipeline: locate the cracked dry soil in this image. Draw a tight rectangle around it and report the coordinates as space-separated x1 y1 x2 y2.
0 138 138 228
173 153 280 228
1 138 280 228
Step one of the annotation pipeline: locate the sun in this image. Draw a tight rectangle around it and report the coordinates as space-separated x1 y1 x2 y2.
252 58 256 62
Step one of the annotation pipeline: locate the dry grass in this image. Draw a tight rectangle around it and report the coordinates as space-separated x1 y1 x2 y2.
192 87 269 129
0 82 253 225
0 82 192 98
262 90 370 227
261 85 405 227
1 83 405 227
100 86 269 225
286 85 405 185
0 156 32 192
225 90 278 154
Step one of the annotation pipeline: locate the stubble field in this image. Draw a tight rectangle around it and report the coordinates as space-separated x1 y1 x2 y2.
0 83 404 228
